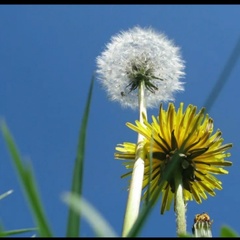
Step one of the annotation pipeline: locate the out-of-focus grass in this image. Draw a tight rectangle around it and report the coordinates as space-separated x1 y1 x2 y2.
1 122 53 237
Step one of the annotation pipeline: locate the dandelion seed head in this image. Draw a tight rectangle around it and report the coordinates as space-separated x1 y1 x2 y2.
96 26 185 109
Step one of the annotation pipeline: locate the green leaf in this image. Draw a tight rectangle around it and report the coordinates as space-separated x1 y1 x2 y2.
62 192 118 237
0 122 53 237
66 76 94 237
220 225 239 237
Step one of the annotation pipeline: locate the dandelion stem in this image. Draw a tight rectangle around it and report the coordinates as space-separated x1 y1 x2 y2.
174 170 187 236
122 81 147 237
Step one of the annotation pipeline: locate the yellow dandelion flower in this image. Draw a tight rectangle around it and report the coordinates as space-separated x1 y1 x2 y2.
115 102 232 214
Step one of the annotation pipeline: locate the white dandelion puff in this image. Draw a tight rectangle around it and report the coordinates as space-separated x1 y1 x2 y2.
96 26 185 109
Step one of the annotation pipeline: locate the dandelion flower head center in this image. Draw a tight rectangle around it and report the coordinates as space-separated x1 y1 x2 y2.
157 136 210 193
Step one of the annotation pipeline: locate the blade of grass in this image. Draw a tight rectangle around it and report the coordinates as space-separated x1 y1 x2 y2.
204 36 240 112
0 122 53 237
0 189 13 200
0 227 37 237
62 192 118 237
66 76 94 237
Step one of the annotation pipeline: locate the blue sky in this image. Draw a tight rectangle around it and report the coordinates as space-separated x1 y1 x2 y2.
0 5 239 237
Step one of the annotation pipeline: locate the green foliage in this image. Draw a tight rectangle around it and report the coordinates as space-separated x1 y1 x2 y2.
220 225 239 237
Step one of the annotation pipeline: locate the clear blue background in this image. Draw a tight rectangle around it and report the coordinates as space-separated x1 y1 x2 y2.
0 5 239 237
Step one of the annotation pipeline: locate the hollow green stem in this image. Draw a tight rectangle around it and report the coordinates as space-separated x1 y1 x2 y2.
174 170 187 236
122 81 147 237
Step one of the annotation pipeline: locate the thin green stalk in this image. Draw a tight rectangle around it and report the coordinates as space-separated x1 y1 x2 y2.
122 81 147 237
174 171 186 236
